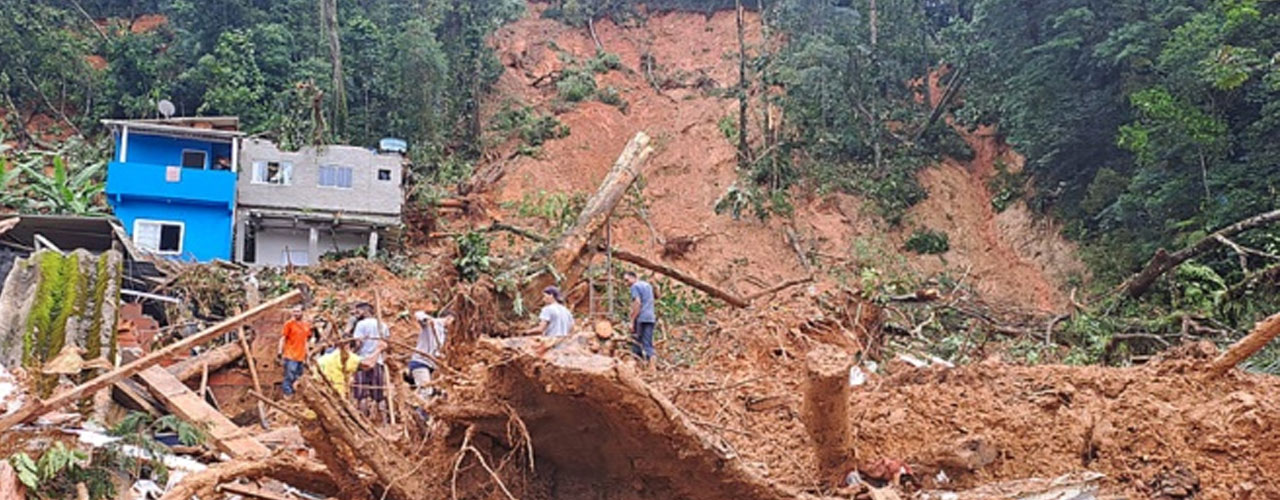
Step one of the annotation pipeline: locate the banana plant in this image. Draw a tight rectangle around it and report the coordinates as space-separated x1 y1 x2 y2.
19 154 106 215
0 156 26 210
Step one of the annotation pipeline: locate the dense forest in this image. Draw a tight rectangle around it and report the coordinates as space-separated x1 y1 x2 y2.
2 0 1280 361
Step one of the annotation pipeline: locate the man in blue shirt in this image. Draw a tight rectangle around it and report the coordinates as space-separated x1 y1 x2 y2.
626 271 657 369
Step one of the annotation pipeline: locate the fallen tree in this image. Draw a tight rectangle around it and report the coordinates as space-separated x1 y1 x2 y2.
1206 311 1280 377
607 246 750 308
157 452 337 500
499 132 654 311
1117 208 1280 300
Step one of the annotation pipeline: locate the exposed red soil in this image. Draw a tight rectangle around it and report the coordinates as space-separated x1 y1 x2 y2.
850 343 1280 499
482 2 1083 314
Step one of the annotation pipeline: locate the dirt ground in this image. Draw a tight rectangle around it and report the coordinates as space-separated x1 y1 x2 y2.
483 3 1084 314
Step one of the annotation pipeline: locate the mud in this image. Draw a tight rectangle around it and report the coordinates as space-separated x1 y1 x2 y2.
849 344 1280 499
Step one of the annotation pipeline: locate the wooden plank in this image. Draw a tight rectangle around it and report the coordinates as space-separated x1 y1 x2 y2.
137 366 270 459
0 290 302 432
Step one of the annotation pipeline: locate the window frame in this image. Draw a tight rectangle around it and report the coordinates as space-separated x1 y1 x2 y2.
180 149 208 170
133 219 185 255
251 160 293 186
377 169 392 181
317 164 355 190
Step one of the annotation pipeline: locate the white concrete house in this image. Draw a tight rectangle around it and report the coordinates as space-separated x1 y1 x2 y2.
233 138 403 266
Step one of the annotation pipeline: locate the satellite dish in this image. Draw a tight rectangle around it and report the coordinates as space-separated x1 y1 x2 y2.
157 99 176 119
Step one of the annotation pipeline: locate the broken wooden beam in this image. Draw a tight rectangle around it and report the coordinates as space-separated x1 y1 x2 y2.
0 289 303 432
608 247 750 308
136 365 271 459
1206 311 1280 377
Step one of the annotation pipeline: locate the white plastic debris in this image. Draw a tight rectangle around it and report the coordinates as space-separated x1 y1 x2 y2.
63 428 208 474
935 469 951 484
0 365 22 417
131 480 164 499
849 366 868 387
844 470 864 487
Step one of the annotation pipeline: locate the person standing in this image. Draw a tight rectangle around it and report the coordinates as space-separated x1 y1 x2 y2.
524 286 574 337
411 309 453 401
277 306 311 397
350 302 388 420
626 272 657 369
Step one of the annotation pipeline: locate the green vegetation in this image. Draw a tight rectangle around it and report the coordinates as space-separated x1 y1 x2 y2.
904 228 950 255
988 161 1026 213
10 442 113 500
502 190 587 235
553 51 628 110
454 231 492 282
490 105 571 153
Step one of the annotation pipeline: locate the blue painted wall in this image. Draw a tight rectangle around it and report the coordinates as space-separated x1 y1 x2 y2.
110 199 234 262
117 133 233 169
106 129 237 261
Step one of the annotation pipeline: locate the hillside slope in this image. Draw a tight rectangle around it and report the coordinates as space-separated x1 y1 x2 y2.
480 3 1084 312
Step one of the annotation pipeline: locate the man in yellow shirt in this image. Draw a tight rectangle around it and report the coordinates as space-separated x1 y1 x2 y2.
315 345 361 397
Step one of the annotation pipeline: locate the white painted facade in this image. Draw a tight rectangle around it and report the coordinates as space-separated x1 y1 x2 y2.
250 227 367 267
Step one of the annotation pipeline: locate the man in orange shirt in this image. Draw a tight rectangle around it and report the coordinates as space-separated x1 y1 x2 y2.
277 306 311 397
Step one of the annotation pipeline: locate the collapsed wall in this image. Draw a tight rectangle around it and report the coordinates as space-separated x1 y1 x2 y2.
437 336 836 500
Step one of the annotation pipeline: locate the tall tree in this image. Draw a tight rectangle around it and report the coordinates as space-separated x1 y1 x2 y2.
319 0 346 139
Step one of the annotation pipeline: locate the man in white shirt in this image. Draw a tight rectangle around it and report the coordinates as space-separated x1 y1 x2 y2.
410 309 453 402
350 302 388 420
524 286 574 337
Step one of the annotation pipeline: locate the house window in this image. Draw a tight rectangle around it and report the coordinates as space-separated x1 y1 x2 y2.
252 161 293 185
318 165 353 188
377 169 392 181
134 220 183 255
181 150 207 169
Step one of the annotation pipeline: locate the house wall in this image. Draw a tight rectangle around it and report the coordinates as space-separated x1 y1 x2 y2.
110 199 233 262
237 139 403 217
119 133 233 169
106 130 238 263
251 227 367 267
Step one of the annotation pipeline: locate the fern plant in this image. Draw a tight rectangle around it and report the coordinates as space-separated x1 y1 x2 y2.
99 412 208 487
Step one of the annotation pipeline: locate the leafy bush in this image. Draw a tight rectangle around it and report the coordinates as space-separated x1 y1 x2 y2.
453 231 491 282
502 190 587 235
904 228 950 254
556 69 597 102
586 51 623 73
988 160 1027 213
597 86 628 112
10 442 114 500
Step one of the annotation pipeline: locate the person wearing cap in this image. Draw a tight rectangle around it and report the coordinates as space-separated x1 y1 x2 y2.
350 302 389 420
524 286 574 337
277 306 312 397
411 309 454 402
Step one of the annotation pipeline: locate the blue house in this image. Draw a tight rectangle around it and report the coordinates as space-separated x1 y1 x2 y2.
103 117 243 262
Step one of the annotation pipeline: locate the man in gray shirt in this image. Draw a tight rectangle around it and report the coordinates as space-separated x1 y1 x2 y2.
411 309 453 402
626 271 657 369
350 302 388 420
524 286 574 337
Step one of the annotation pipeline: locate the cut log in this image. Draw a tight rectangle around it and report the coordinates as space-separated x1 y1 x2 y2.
135 365 270 459
515 132 653 306
608 247 750 308
0 289 303 432
1206 311 1280 377
744 276 814 302
167 341 244 382
157 452 337 500
1118 209 1280 299
802 344 854 486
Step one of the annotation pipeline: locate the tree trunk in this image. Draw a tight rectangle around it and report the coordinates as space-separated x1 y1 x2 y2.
1118 209 1280 299
297 375 435 500
606 247 750 308
802 344 853 486
1206 311 1280 377
514 132 653 306
736 0 750 168
157 453 337 500
320 0 346 138
167 341 244 382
